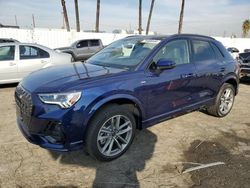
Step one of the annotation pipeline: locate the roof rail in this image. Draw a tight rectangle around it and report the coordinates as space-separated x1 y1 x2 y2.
170 33 215 40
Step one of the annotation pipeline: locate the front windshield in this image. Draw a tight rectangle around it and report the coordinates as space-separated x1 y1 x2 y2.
70 41 77 47
87 37 161 70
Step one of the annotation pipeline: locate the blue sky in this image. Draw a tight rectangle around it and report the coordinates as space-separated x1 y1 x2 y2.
0 0 249 37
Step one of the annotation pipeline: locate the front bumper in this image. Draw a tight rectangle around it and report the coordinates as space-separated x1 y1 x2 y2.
15 86 86 152
240 65 250 77
16 115 84 151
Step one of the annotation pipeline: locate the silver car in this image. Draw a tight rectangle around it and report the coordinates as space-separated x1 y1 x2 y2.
0 43 72 84
55 39 103 61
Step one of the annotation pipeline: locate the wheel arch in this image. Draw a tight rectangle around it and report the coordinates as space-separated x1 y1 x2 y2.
62 50 76 60
223 75 239 95
84 95 145 131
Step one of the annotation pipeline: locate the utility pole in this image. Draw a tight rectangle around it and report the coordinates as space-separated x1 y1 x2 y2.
32 14 36 28
61 0 70 32
74 0 80 32
146 0 155 35
178 0 185 34
95 0 100 32
15 15 18 26
138 0 142 34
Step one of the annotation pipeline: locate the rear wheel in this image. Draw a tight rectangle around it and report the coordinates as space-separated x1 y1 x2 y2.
207 83 235 117
85 105 136 161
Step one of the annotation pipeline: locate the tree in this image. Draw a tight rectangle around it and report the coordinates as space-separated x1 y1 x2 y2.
242 19 250 38
74 0 80 32
146 0 155 35
95 0 100 32
61 0 70 31
178 0 185 34
138 0 142 34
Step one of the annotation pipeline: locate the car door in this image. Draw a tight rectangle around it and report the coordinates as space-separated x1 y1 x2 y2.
144 39 200 120
75 40 90 59
0 44 19 83
190 40 224 101
89 40 101 55
18 45 50 78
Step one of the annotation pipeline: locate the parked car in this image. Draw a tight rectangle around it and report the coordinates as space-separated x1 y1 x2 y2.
15 34 239 161
238 52 250 78
0 38 19 43
227 47 239 60
0 43 72 84
55 39 103 61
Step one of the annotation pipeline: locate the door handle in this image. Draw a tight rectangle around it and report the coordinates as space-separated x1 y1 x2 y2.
220 67 226 72
41 60 47 64
9 62 16 66
181 73 194 78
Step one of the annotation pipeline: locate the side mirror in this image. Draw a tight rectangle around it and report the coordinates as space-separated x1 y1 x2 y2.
76 44 81 48
156 58 176 70
232 48 239 53
228 47 239 53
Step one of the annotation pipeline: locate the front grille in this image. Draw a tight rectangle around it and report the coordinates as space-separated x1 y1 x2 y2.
15 85 33 125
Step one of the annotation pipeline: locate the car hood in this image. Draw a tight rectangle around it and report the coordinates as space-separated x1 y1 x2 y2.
21 63 125 93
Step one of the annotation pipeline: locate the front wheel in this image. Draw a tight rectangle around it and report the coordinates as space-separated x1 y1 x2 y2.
207 83 235 117
85 105 136 161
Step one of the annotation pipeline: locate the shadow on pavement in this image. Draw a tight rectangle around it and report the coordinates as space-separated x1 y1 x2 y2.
183 130 250 188
49 129 157 188
240 77 250 85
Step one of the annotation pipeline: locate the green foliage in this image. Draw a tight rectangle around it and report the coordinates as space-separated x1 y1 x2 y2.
242 19 250 38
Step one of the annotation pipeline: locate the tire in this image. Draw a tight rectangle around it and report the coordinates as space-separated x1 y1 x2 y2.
85 104 136 161
67 52 76 62
207 83 235 117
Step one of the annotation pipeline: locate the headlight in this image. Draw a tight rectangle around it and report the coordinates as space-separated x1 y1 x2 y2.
38 92 81 108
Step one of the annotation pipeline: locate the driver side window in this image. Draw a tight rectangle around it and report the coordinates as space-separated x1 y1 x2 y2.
152 40 190 68
76 40 88 48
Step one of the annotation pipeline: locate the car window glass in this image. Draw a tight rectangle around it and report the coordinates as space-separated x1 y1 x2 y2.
88 38 160 70
20 45 49 59
153 39 190 65
39 48 50 58
192 40 216 62
211 43 224 60
76 41 88 48
90 40 100 46
0 46 15 61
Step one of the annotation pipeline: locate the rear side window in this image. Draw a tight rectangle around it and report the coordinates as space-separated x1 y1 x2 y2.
192 40 215 62
211 43 224 60
0 46 15 61
76 40 88 48
216 41 234 61
89 40 100 47
19 45 49 59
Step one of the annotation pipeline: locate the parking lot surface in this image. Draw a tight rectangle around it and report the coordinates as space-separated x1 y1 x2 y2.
0 83 249 188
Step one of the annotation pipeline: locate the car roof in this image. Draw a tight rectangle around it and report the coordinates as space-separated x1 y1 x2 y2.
0 42 18 46
0 42 51 48
75 39 101 42
126 34 215 41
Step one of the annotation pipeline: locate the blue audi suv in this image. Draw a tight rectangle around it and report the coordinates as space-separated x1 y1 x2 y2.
15 34 239 161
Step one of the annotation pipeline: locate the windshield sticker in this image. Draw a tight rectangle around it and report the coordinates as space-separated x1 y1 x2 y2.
140 39 161 44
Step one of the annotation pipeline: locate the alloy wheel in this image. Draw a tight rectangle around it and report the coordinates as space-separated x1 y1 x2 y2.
97 115 133 157
219 88 234 115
